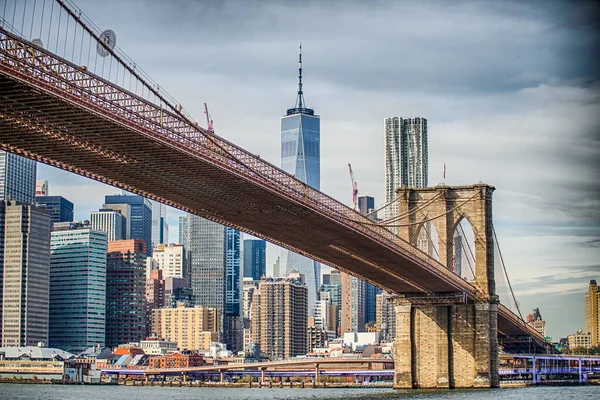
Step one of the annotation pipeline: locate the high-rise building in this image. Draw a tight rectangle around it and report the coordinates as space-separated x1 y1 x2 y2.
224 227 242 352
178 216 189 249
36 195 74 224
384 117 428 221
152 304 221 351
0 151 36 204
358 196 375 217
340 272 366 334
376 292 397 342
526 308 547 338
242 278 259 351
364 282 380 326
243 239 266 280
105 240 148 347
146 269 165 335
585 280 599 346
49 224 107 352
251 272 308 360
151 201 169 249
100 204 130 238
104 195 152 255
320 270 342 333
280 45 321 316
187 215 226 310
313 300 338 334
184 215 241 350
272 256 280 279
36 180 49 196
1 201 51 347
152 243 186 279
91 209 127 241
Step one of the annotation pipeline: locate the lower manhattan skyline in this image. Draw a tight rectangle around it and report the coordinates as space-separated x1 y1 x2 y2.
31 0 600 341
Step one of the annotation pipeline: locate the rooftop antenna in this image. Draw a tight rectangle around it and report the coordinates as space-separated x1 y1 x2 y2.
295 43 304 110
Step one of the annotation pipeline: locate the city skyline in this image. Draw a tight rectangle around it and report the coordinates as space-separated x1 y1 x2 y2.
33 0 599 339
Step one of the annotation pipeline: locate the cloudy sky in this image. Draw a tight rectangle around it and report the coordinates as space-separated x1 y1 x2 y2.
33 0 599 339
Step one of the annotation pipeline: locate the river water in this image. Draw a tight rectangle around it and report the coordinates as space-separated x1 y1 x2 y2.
0 384 596 400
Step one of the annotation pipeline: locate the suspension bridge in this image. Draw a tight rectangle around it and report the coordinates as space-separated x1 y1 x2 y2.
0 0 550 389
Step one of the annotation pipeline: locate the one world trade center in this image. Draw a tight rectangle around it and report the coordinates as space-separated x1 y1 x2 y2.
280 45 320 316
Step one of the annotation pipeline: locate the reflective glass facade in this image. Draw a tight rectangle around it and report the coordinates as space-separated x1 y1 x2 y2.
0 151 36 205
36 195 74 224
104 195 152 256
280 112 321 316
49 229 107 352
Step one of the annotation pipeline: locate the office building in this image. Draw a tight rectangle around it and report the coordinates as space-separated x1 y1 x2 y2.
376 292 397 342
364 282 380 326
104 195 152 255
0 151 36 204
251 272 307 360
36 195 74 224
272 256 280 279
585 279 599 346
320 270 342 333
151 201 169 249
186 215 226 309
280 46 321 316
243 239 266 280
340 272 365 333
184 215 241 350
358 196 375 217
36 180 49 195
313 300 337 334
105 240 148 347
152 304 221 351
178 215 189 249
49 224 107 352
224 227 242 352
91 209 127 241
1 201 51 347
526 308 547 338
568 329 592 350
164 277 190 308
152 243 185 279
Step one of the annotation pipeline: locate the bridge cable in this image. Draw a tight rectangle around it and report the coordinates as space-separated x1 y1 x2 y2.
378 192 444 225
456 222 477 283
492 225 524 322
376 192 479 228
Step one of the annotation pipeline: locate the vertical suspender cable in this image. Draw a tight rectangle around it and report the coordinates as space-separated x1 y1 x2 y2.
493 226 524 321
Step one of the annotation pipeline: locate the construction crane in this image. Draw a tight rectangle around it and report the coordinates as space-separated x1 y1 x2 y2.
204 103 214 133
348 163 358 211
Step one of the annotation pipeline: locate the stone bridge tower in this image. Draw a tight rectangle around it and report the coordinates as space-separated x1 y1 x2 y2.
393 184 499 389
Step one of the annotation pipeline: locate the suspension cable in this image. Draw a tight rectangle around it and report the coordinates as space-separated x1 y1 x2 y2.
378 192 479 227
457 222 477 282
378 192 444 224
493 225 524 321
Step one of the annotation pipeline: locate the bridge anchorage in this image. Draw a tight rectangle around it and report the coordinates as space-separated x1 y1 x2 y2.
392 184 499 389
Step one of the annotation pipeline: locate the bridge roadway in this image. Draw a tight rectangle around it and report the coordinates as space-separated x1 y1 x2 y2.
0 28 542 344
143 358 393 376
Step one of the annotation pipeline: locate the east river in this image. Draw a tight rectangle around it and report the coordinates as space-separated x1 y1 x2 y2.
0 384 597 400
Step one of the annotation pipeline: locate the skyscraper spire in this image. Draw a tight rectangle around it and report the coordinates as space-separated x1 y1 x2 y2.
287 43 314 116
295 43 304 110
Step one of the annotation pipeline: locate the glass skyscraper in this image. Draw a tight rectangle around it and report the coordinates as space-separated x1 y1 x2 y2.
151 201 168 250
104 194 152 255
280 45 321 316
49 226 107 352
36 195 74 224
243 239 266 281
0 151 36 205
